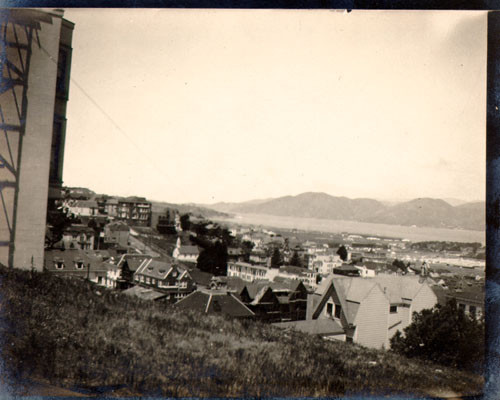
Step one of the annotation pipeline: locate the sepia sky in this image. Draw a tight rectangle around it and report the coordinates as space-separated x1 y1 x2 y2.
63 9 487 204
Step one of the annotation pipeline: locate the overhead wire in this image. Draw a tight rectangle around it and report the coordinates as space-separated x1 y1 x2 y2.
38 42 178 189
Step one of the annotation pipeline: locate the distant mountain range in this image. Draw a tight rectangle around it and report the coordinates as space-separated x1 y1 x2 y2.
204 192 485 231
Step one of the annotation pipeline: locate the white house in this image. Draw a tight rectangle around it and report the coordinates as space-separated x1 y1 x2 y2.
227 262 279 282
298 274 438 349
172 237 200 263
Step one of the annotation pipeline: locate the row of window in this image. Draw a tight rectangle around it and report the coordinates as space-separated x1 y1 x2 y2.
134 275 188 288
229 266 267 277
54 261 85 270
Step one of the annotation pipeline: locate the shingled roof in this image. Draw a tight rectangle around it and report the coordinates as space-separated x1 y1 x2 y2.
116 254 153 272
178 245 200 256
135 258 189 281
44 249 107 274
122 285 167 301
174 290 254 318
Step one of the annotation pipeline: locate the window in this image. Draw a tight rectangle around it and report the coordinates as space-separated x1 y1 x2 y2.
458 303 466 312
74 261 84 270
334 304 342 319
469 305 477 318
135 276 139 281
326 303 333 316
390 305 398 314
145 277 150 284
54 261 64 270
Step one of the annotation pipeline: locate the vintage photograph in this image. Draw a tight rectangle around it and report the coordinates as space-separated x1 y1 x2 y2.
0 8 487 397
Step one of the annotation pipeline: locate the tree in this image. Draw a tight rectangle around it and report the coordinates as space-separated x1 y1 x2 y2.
87 218 102 250
284 237 290 252
241 240 254 262
120 260 133 283
336 245 348 262
45 199 78 249
193 222 207 236
180 214 190 231
290 250 302 267
390 299 484 373
219 228 234 247
197 241 228 276
270 247 283 268
392 259 408 274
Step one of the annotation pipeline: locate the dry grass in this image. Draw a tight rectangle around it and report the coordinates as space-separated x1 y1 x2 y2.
0 264 483 397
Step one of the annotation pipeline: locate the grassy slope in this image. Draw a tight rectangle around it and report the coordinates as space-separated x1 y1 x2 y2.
0 265 483 397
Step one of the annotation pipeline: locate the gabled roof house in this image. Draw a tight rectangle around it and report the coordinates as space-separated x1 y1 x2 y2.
44 248 108 285
283 274 437 349
133 257 196 302
174 289 255 319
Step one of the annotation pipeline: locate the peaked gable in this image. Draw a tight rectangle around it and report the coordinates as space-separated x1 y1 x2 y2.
251 286 278 306
175 290 254 318
312 278 351 328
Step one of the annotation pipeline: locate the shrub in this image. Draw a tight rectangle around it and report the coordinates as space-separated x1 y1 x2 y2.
390 299 484 373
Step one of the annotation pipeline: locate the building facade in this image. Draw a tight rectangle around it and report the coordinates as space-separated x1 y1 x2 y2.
227 261 278 282
116 196 152 226
0 9 73 270
133 258 196 302
305 274 438 349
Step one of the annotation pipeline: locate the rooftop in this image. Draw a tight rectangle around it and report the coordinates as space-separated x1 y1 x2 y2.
44 249 107 273
174 290 254 318
274 319 344 336
122 285 167 301
178 245 200 256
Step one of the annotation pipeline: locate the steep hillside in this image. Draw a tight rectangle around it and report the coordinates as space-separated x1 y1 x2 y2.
218 192 484 230
0 265 483 397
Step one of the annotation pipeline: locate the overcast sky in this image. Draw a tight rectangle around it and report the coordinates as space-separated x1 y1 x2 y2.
63 9 487 204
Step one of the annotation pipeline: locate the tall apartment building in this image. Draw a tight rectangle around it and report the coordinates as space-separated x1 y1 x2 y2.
117 196 152 227
0 9 74 270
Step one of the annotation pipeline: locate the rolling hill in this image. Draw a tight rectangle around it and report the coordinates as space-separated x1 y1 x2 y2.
206 192 484 231
151 201 229 218
0 265 483 397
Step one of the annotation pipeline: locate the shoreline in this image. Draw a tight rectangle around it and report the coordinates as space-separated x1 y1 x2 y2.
213 213 485 244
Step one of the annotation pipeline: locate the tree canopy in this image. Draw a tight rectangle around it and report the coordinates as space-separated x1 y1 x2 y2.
180 214 190 231
270 248 283 268
45 200 78 249
390 299 484 373
197 241 228 276
290 251 302 267
336 245 348 262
